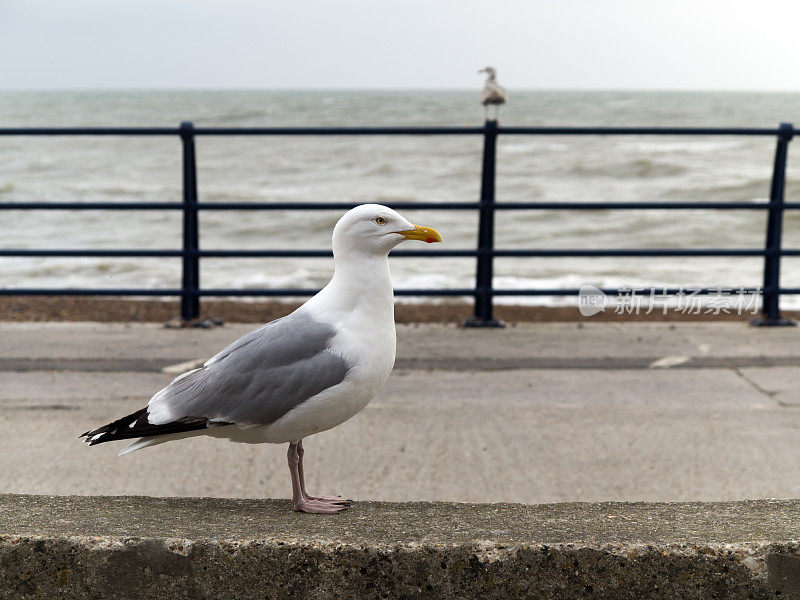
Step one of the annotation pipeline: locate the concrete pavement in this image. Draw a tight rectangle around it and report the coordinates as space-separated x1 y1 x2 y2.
1 321 800 503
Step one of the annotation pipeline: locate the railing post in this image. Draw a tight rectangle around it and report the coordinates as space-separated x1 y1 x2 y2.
751 122 796 327
179 121 200 322
464 120 504 327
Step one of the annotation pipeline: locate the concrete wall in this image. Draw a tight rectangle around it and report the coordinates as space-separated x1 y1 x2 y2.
2 494 800 599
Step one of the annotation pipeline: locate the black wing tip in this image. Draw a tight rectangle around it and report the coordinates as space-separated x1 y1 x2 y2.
80 408 148 446
81 407 226 447
80 424 110 439
84 430 113 446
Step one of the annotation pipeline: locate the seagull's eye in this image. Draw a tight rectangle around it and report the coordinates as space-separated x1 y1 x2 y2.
375 217 387 225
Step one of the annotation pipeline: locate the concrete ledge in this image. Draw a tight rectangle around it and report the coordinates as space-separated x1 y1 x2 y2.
2 495 800 599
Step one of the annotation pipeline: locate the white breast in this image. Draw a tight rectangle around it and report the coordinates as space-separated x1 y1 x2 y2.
225 303 396 445
224 249 398 445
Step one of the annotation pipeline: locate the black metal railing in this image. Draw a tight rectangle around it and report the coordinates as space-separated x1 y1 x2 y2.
0 120 797 327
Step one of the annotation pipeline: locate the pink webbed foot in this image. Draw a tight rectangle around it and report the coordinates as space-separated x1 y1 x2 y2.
305 494 352 505
292 498 349 514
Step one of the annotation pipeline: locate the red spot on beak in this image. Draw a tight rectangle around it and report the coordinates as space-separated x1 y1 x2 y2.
425 237 436 243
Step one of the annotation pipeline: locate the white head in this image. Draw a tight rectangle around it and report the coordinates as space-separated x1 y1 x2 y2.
332 203 442 258
479 66 497 80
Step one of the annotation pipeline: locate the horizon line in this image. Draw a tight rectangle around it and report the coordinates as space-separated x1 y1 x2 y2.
2 86 800 94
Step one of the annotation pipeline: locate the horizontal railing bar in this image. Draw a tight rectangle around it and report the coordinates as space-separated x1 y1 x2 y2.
0 201 478 211
5 201 799 212
493 249 769 257
0 286 786 297
0 288 475 297
200 249 462 258
0 248 786 258
196 201 480 210
194 127 485 135
0 127 484 136
0 249 471 258
2 248 789 258
201 248 774 258
0 289 186 296
495 201 777 210
0 202 185 210
0 127 180 136
202 287 773 297
0 250 183 257
0 126 786 137
490 287 766 296
199 288 478 297
498 126 783 136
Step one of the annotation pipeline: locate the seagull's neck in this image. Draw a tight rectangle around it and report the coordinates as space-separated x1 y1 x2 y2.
306 253 395 324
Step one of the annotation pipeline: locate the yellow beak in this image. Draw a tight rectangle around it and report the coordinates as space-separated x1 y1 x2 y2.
397 224 443 244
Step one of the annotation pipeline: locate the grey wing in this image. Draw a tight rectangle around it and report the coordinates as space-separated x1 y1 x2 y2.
146 312 350 427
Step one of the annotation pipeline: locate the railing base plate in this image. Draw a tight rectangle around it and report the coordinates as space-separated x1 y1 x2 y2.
749 316 797 327
462 317 506 328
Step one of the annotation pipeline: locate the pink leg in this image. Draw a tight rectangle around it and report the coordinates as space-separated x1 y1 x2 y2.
287 442 348 514
297 440 352 505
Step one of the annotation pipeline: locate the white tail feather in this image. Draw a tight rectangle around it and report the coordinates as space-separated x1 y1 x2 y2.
117 430 206 456
118 437 163 455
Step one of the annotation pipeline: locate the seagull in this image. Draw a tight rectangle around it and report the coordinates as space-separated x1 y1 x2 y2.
81 204 442 514
479 66 507 121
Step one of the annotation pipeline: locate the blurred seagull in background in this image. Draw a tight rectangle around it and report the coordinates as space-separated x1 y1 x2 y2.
81 204 442 514
479 66 507 121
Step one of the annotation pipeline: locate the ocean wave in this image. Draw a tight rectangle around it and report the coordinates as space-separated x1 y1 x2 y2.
567 158 686 178
201 186 313 201
623 140 746 154
199 109 270 123
666 179 770 202
363 163 397 176
60 182 175 198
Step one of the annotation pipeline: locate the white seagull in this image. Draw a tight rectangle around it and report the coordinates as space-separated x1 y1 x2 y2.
479 66 507 121
81 204 442 514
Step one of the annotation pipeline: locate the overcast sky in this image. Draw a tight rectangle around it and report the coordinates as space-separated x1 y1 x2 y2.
2 0 799 91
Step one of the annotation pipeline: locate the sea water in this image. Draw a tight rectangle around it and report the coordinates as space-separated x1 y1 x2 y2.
2 89 800 306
